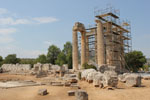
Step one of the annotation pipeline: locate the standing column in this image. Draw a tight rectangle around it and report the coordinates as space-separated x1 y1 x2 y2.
72 30 78 70
95 20 105 66
81 32 86 68
86 36 89 62
95 32 98 63
106 22 113 65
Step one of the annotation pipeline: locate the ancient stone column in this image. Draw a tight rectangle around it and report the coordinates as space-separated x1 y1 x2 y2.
72 30 78 70
81 32 86 68
106 22 113 65
86 36 89 62
95 32 98 64
95 20 105 66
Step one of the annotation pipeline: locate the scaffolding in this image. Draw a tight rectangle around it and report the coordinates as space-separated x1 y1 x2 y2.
78 6 132 72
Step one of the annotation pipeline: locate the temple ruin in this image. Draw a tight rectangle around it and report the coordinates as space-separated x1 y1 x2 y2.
72 7 132 73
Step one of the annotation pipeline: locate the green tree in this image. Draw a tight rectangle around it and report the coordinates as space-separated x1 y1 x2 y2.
0 56 3 67
20 58 36 67
55 52 66 66
125 50 146 72
63 42 72 69
3 54 20 64
36 54 47 64
47 45 61 64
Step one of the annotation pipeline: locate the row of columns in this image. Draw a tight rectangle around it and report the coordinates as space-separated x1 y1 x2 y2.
72 20 106 70
72 30 86 70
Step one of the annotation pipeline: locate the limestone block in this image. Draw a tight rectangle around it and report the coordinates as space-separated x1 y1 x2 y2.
98 64 108 73
36 71 47 78
38 89 48 96
42 64 51 71
86 72 101 83
1 64 31 73
93 73 104 87
68 78 78 83
75 90 88 100
103 71 118 87
51 65 61 72
125 74 141 87
51 82 64 86
68 90 76 96
81 69 96 80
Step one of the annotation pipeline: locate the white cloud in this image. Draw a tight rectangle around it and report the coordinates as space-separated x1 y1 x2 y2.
0 17 58 25
0 8 8 15
0 17 32 25
0 8 59 58
0 8 59 25
0 28 16 44
0 28 17 35
0 17 13 25
33 17 58 24
43 41 52 45
13 18 31 25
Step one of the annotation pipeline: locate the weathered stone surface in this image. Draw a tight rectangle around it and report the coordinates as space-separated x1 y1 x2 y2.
98 65 117 73
51 65 61 72
93 73 104 87
36 71 47 78
51 82 64 86
118 74 126 82
64 82 71 87
63 64 68 71
38 89 48 96
103 71 118 87
42 64 51 71
81 69 118 88
81 69 96 80
68 78 78 83
75 90 88 100
72 22 86 70
68 90 76 96
98 65 108 73
142 74 150 80
125 74 141 87
64 74 77 78
33 63 52 72
118 73 142 87
1 64 31 73
96 20 105 66
33 63 42 72
87 72 100 83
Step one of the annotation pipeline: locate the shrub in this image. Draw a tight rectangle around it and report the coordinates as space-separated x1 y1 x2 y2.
82 63 97 70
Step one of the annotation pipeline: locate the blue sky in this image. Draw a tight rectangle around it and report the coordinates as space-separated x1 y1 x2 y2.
0 0 149 58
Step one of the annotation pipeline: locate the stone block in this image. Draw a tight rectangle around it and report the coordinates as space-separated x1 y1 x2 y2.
81 69 96 80
38 89 48 96
68 90 75 96
125 74 141 87
51 82 64 86
75 90 88 100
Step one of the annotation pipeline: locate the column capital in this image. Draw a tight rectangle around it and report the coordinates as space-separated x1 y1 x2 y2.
95 20 102 24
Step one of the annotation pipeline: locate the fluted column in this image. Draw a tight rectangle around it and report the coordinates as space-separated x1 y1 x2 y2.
95 20 105 66
72 30 78 70
81 32 86 68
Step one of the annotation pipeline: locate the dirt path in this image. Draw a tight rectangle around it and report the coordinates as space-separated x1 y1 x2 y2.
0 74 150 100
